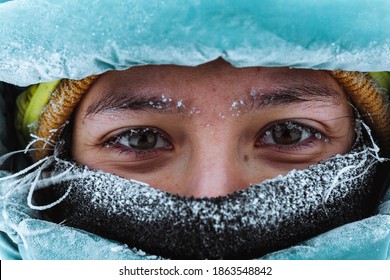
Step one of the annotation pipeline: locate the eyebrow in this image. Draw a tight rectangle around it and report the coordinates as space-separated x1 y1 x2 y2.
85 89 183 117
85 79 342 117
250 80 342 108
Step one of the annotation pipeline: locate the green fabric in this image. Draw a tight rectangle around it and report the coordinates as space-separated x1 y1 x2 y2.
15 80 60 145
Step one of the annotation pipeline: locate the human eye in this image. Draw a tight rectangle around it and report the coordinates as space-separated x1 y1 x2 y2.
104 127 173 159
255 121 329 151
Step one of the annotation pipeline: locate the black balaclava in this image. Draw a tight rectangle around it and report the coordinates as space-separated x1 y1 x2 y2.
31 117 386 259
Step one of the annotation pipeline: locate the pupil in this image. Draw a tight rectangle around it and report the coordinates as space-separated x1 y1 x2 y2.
272 126 302 145
129 130 157 149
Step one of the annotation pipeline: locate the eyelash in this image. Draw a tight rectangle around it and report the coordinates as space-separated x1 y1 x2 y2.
103 127 172 159
103 121 330 159
255 121 330 151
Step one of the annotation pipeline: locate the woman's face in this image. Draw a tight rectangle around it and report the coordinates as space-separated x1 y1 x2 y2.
71 59 354 198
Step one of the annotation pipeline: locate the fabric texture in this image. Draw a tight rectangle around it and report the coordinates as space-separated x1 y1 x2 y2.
0 167 389 260
29 141 383 259
2 0 390 86
33 76 97 160
15 81 60 145
331 71 390 154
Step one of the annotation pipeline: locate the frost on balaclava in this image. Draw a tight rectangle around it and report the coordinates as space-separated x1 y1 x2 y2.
31 119 384 260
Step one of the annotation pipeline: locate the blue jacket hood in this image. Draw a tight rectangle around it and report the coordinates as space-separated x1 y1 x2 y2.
1 0 390 86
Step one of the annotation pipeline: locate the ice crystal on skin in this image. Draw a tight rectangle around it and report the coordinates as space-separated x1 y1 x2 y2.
187 106 201 117
219 112 226 120
127 93 182 113
229 99 246 117
176 99 184 110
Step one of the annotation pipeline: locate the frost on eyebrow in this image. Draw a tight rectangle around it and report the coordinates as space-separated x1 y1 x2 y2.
248 79 343 108
224 80 343 118
85 89 189 117
84 89 207 120
229 99 246 117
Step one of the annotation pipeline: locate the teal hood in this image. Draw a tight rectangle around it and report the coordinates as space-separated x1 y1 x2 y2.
1 0 390 86
0 0 390 259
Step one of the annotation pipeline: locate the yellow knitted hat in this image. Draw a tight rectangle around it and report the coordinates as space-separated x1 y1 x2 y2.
16 76 98 160
15 70 390 161
331 71 390 154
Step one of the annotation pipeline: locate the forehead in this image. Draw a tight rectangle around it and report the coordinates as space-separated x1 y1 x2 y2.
78 61 345 119
88 61 341 99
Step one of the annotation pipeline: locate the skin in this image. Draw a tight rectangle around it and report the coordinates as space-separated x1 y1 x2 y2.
72 59 354 198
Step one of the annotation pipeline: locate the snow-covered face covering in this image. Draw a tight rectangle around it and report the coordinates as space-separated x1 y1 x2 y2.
32 121 383 259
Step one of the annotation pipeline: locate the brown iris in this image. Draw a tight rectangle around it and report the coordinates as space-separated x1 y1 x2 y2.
127 129 158 150
272 124 303 145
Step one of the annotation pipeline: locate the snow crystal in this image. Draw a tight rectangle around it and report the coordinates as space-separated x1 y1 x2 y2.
229 99 247 117
188 106 201 117
161 94 168 103
176 99 184 109
250 88 257 98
